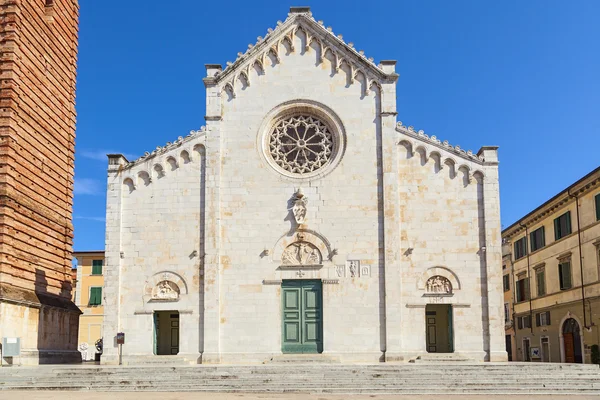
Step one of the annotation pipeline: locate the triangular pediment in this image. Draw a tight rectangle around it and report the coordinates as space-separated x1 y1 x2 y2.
208 7 398 91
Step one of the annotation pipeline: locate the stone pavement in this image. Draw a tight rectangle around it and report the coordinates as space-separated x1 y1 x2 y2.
0 391 598 400
0 393 598 400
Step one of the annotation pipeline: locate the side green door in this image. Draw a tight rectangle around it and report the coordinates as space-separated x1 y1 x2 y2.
282 280 323 353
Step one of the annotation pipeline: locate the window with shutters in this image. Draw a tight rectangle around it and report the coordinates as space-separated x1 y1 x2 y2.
516 277 529 302
536 311 551 327
530 227 545 252
504 303 510 323
92 259 103 275
554 211 572 240
514 237 528 260
503 275 510 292
595 193 600 221
559 260 572 290
535 268 546 297
517 315 531 329
89 287 102 306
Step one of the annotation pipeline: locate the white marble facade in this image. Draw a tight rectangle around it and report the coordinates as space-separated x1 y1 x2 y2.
102 7 507 364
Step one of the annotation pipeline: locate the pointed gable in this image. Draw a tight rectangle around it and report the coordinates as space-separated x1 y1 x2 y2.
206 6 398 96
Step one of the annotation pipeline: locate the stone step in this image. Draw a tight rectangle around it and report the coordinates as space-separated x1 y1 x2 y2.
1 363 598 394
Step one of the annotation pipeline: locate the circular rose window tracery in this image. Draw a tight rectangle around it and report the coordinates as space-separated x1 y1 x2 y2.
268 115 334 175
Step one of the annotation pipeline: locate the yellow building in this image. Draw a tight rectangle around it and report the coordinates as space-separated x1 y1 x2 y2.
503 166 600 364
502 244 517 361
73 251 105 361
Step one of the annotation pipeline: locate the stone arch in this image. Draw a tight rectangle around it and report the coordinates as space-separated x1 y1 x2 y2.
238 71 249 90
443 157 457 179
153 163 165 179
137 171 150 186
123 177 135 193
417 266 461 291
223 82 235 101
166 156 178 171
458 164 471 186
272 229 333 265
430 151 442 173
558 312 585 363
398 140 413 159
414 146 428 166
252 59 264 76
180 150 191 164
144 271 188 302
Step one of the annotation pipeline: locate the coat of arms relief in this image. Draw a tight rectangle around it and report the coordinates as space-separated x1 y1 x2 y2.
290 188 308 225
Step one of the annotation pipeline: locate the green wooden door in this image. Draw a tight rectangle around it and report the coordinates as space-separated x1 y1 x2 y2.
282 280 323 353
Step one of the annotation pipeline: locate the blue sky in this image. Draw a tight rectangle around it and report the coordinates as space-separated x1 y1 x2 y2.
73 1 600 251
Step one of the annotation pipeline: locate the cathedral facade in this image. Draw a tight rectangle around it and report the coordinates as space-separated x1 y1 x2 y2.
102 7 506 364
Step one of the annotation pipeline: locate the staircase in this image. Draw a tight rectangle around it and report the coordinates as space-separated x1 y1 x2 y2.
0 363 599 394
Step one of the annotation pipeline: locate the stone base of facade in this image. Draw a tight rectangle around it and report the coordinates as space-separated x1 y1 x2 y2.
489 350 509 362
0 285 81 365
12 349 82 366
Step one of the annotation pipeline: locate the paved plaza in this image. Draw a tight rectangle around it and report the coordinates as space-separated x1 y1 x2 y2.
1 394 599 400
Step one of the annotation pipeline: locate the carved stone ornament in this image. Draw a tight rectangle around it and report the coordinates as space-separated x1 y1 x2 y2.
269 115 333 175
152 280 180 301
290 188 308 224
347 260 360 277
281 234 322 266
426 275 452 294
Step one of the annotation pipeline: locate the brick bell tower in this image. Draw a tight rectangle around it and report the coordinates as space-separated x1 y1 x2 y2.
0 0 81 364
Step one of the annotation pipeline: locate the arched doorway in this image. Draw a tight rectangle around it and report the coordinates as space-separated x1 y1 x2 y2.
562 318 582 363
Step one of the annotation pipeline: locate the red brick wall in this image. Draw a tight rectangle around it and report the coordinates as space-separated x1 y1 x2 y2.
0 0 79 301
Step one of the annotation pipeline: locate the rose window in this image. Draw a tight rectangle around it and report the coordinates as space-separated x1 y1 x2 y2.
268 115 334 175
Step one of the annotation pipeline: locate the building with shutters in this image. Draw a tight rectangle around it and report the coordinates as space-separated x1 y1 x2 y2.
72 251 105 361
502 166 600 363
101 7 506 365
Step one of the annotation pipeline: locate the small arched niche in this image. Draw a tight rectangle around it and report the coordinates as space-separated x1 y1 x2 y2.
166 156 178 171
123 177 135 193
180 150 191 165
153 164 165 179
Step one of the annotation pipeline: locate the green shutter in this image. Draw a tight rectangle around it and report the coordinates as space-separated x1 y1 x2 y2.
90 287 102 305
546 311 551 326
536 313 541 327
563 263 571 289
517 317 523 330
525 278 530 300
565 211 572 235
516 282 521 302
596 194 600 221
554 217 560 240
92 260 103 275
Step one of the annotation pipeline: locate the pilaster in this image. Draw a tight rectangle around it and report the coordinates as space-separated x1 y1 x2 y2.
202 64 223 362
378 60 403 360
478 146 507 361
101 154 128 364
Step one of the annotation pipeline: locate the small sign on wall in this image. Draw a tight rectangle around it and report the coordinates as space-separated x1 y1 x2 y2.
530 347 541 359
116 332 125 345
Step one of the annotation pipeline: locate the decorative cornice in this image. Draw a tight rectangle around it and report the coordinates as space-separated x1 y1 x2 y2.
210 9 396 92
396 121 485 165
502 166 600 238
122 126 208 170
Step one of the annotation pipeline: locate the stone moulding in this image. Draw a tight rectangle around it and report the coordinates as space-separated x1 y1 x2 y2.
278 264 322 270
262 280 283 285
121 127 208 170
396 121 485 165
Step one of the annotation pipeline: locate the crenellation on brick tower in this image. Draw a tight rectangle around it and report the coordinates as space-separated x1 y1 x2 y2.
0 0 81 365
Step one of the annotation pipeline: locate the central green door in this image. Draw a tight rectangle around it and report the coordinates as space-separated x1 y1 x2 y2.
282 280 323 353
